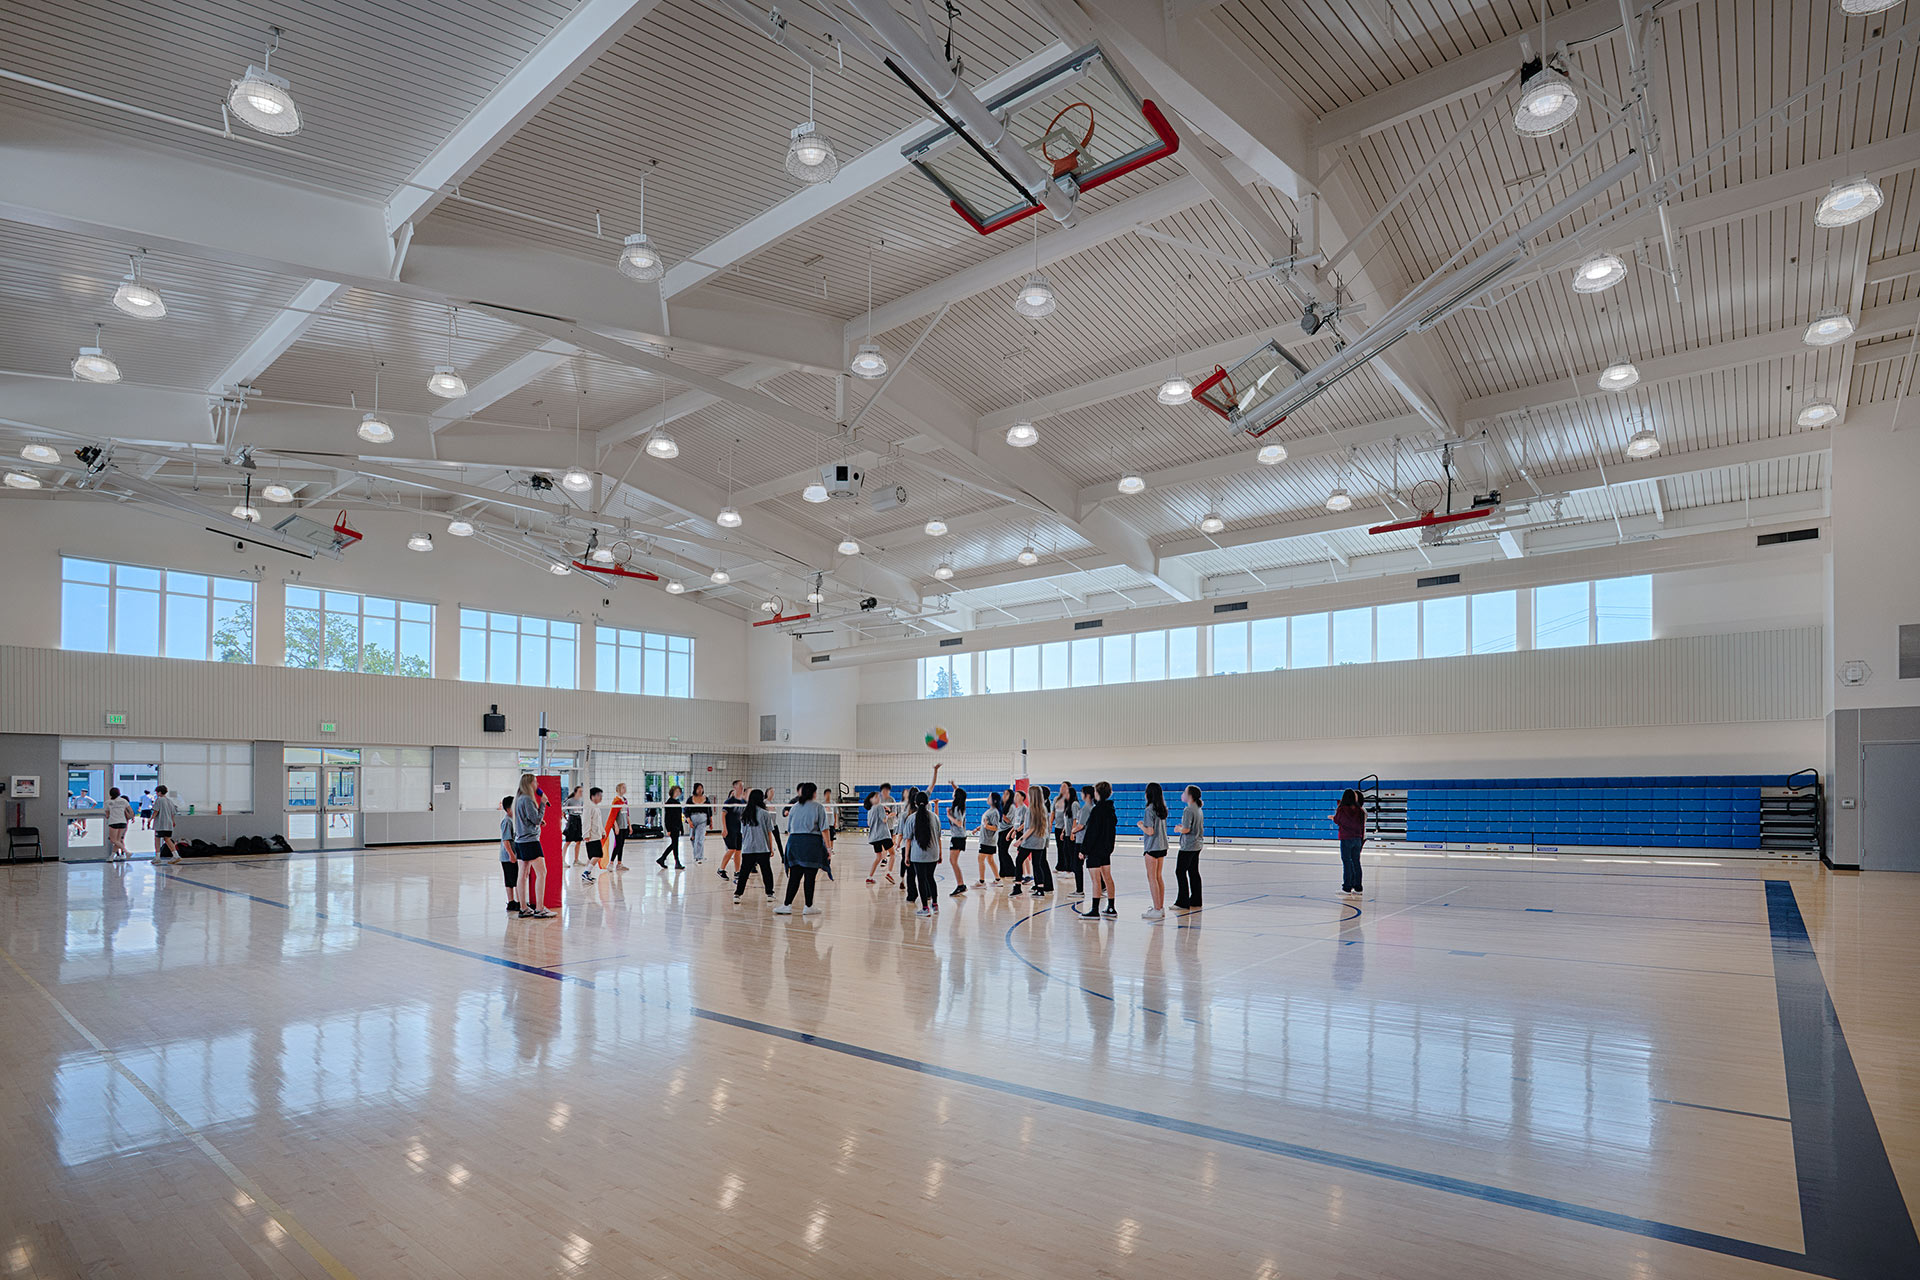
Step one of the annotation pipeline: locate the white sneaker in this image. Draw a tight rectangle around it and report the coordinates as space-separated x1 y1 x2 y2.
773 904 793 915
1142 907 1165 920
916 907 931 918
802 905 820 916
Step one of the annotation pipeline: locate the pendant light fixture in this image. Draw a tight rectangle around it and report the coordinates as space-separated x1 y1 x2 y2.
851 244 886 378
1325 487 1354 512
1814 176 1884 228
563 467 592 491
1514 61 1578 136
807 574 825 604
261 480 293 503
646 431 679 459
112 252 167 319
1624 426 1661 459
549 562 572 576
1199 512 1226 534
786 67 841 183
19 443 60 465
359 365 393 442
428 308 468 399
1803 309 1854 346
710 567 731 584
1005 420 1039 448
1797 401 1839 427
1017 546 1039 566
230 477 260 523
1156 374 1193 405
716 438 743 527
1012 217 1057 318
838 535 860 556
1256 442 1288 465
802 480 830 503
227 28 302 136
1570 252 1627 294
1117 473 1146 495
617 167 667 280
562 379 592 490
1596 361 1641 392
71 324 121 383
4 471 41 490
1840 0 1902 15
666 578 686 594
408 531 434 552
933 562 954 580
923 518 947 536
447 517 475 537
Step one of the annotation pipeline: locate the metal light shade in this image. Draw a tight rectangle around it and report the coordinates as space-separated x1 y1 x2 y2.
1117 473 1146 494
850 343 888 379
1797 401 1838 427
1814 177 1883 228
446 518 475 536
261 482 293 503
231 504 260 523
1624 428 1662 459
666 579 686 593
760 599 779 613
1017 546 1039 566
933 562 953 580
717 506 743 528
1514 66 1578 137
591 546 615 562
786 122 840 183
428 366 467 398
1596 361 1641 391
562 467 593 491
229 66 301 135
408 532 433 552
802 481 830 504
1325 487 1354 512
5 472 43 490
645 432 679 459
923 519 947 536
618 233 665 281
71 346 121 383
1012 272 1057 318
113 277 167 318
19 444 60 465
1199 513 1225 534
1156 376 1193 405
1256 443 1288 465
709 569 731 584
837 537 860 556
358 413 394 444
1840 0 1901 15
1005 421 1039 448
549 562 572 576
1803 310 1854 346
1571 253 1627 294
807 589 825 603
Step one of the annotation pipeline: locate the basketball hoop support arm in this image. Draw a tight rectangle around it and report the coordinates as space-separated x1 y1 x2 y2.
842 0 1078 226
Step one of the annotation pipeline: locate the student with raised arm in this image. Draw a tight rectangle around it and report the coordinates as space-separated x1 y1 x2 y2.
1138 781 1169 919
1075 781 1119 919
1173 786 1205 909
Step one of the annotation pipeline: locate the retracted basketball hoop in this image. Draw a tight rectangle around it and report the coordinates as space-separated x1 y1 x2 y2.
1191 340 1311 437
901 45 1179 235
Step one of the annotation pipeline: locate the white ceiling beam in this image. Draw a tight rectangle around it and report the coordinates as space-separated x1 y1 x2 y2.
206 280 348 396
430 339 577 431
844 175 1213 342
1465 301 1914 422
596 362 790 451
1155 427 1838 557
1869 249 1920 285
731 452 881 507
662 41 1072 297
934 554 1124 594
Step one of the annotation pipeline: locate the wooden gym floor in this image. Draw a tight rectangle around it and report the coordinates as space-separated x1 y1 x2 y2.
0 842 1915 1279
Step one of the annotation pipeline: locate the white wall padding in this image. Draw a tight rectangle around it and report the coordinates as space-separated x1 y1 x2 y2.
0 646 748 746
856 627 1823 751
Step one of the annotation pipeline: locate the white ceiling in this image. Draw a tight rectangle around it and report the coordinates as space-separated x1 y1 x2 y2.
0 0 1912 634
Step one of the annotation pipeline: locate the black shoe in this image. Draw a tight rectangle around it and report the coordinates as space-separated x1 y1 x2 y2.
674 862 685 869
1010 885 1023 897
718 868 728 879
656 856 667 867
1172 899 1190 909
951 885 966 896
1104 904 1117 917
1077 906 1101 918
506 901 519 913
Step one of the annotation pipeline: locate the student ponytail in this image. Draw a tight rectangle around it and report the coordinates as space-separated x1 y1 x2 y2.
745 788 767 826
913 793 934 850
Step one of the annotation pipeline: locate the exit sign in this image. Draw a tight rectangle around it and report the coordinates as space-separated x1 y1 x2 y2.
104 712 127 727
319 722 337 734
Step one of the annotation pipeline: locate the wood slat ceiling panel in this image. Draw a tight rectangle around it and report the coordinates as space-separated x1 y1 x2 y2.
0 0 573 200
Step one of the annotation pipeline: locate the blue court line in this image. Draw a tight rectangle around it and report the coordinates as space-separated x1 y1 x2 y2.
1652 1097 1790 1124
161 870 597 989
687 1006 1824 1275
1764 880 1920 1279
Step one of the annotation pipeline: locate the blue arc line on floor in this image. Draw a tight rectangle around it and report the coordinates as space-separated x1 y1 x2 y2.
689 1006 1824 1275
1763 880 1920 1278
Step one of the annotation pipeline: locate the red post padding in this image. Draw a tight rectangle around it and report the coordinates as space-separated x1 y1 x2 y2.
538 773 564 909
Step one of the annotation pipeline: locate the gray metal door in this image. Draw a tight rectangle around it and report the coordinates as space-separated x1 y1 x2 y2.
1861 742 1920 872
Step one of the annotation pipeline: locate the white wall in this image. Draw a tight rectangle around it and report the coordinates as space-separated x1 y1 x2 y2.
0 498 748 701
1652 553 1825 639
1829 420 1920 712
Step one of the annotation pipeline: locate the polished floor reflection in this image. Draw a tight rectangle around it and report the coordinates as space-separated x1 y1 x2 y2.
1 844 1915 1279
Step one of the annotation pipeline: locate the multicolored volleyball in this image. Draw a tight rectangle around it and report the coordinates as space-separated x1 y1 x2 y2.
925 727 949 751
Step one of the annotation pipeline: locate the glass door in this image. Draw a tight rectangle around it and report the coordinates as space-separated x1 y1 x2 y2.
323 765 359 847
286 766 321 851
62 763 108 857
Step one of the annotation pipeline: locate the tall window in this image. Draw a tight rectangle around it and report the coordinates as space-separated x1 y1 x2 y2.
285 587 432 675
595 626 693 697
1422 596 1468 657
1290 614 1329 668
1210 622 1247 674
1169 627 1199 679
1040 642 1068 689
1134 631 1167 681
61 738 253 813
1376 601 1418 662
1250 617 1287 671
458 609 578 689
1471 591 1518 653
917 654 969 698
1070 637 1100 687
1101 633 1133 685
1332 608 1372 665
61 558 253 662
1595 576 1653 644
983 648 1011 694
1534 582 1591 649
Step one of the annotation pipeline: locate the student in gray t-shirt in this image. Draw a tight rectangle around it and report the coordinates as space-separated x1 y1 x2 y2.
1173 786 1206 910
150 786 182 864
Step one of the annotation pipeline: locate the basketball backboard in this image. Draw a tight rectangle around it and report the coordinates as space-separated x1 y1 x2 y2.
1192 340 1311 437
901 45 1179 235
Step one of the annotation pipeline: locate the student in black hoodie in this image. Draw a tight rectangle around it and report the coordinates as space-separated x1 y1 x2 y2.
1075 781 1119 918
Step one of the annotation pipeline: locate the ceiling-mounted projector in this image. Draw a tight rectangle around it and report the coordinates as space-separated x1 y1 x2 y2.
821 462 863 497
868 484 908 514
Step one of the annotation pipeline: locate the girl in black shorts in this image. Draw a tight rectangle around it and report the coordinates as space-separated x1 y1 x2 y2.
946 785 969 895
